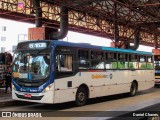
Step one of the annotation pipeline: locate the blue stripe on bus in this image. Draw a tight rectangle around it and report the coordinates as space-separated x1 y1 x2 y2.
102 47 152 55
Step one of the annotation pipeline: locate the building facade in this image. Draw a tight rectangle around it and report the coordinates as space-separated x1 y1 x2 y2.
0 18 34 53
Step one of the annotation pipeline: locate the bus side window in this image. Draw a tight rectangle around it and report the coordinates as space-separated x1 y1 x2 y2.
147 56 154 69
117 53 128 69
78 50 90 69
56 54 73 72
90 51 104 69
105 52 117 69
129 54 139 69
139 55 147 69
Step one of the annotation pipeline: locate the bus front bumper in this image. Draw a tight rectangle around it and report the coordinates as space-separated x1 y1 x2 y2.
12 90 54 104
155 79 160 84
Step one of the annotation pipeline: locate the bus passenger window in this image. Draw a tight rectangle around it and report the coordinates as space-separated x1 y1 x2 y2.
117 53 128 69
147 56 154 69
105 52 117 69
78 50 90 69
139 56 147 69
129 54 139 69
56 54 73 72
91 51 104 69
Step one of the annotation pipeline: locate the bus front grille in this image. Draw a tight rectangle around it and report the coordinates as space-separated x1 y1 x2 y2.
14 79 44 87
15 93 44 100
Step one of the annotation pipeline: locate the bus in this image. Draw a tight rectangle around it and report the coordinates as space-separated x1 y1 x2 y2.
12 40 155 106
152 49 160 87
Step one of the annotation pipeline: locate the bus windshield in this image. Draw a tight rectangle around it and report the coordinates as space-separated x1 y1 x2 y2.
12 51 50 80
154 55 160 70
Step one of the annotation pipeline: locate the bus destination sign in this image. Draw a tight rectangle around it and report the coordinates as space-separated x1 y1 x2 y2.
29 43 47 49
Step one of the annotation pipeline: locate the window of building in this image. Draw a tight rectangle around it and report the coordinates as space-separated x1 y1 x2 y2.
1 47 5 52
1 37 6 41
1 26 6 31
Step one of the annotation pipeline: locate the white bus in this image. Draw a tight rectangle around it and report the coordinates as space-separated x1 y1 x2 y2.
12 40 155 106
152 49 160 87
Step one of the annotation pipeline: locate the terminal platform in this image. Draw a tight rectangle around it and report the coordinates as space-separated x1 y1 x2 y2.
0 88 15 107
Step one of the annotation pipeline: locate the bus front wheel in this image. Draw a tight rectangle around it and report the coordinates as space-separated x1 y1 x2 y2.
130 82 137 96
75 87 87 106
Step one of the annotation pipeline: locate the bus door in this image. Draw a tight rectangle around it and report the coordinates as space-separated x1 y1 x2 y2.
53 46 77 102
54 46 77 80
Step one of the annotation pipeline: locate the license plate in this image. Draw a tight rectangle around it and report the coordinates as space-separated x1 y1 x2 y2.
24 94 32 98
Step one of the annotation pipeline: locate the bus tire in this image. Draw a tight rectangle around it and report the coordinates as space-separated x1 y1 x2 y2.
75 87 87 106
130 82 137 96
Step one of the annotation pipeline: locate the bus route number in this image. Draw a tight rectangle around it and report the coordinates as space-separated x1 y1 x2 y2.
29 43 47 49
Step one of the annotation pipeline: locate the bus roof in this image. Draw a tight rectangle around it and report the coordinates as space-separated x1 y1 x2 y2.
52 40 152 55
18 40 152 55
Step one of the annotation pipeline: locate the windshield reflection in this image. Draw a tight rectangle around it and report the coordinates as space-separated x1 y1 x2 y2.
12 52 50 80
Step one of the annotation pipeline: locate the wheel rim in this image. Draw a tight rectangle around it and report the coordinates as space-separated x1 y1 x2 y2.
131 83 136 95
78 91 85 102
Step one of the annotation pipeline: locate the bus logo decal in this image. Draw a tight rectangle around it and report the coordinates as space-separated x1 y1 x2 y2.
91 74 113 79
92 74 107 79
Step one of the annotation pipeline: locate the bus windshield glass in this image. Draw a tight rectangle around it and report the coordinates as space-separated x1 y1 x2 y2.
12 50 50 80
154 55 160 70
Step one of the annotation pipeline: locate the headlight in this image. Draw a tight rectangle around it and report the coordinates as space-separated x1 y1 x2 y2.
43 84 52 92
44 86 50 92
12 83 15 90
